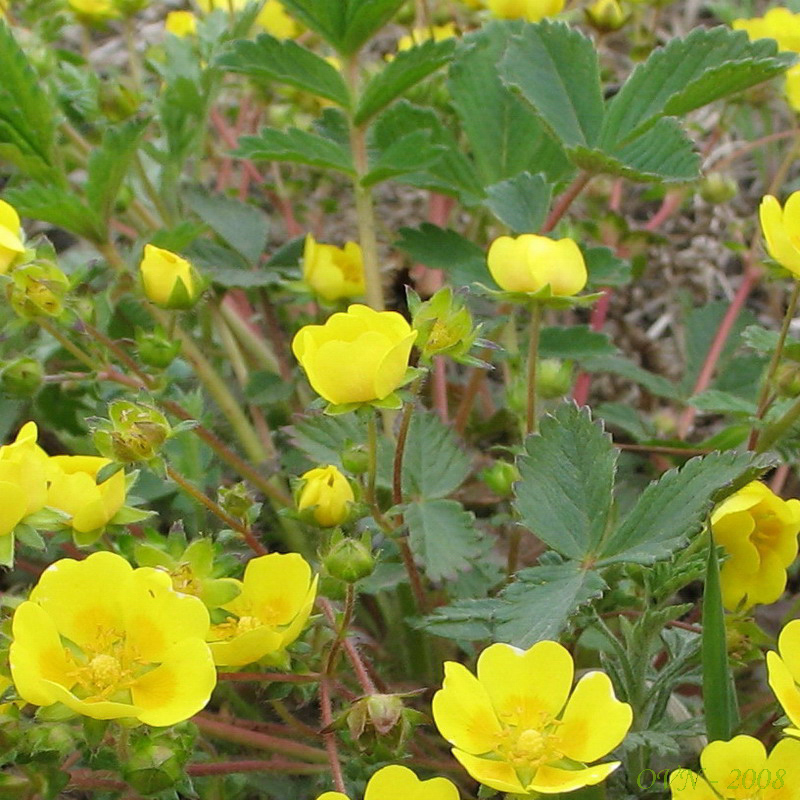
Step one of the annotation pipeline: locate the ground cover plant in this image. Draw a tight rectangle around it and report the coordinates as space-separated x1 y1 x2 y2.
7 0 800 798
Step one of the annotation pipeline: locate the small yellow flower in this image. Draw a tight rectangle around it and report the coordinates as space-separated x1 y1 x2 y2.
669 735 799 800
139 244 201 309
767 619 800 734
317 765 460 800
165 10 196 37
256 0 299 37
487 0 564 22
432 640 632 795
732 7 800 52
760 193 800 277
487 234 587 296
67 0 118 20
9 551 216 725
207 553 318 667
292 304 417 406
0 422 49 537
0 200 25 275
302 234 365 302
397 23 458 52
297 465 354 527
46 455 127 535
786 64 800 112
711 481 800 610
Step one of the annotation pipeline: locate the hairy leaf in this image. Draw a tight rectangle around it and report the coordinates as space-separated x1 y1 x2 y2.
484 172 551 233
236 127 354 174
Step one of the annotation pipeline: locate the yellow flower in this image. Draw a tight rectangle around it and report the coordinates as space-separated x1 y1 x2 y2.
487 0 564 22
487 234 588 296
767 619 800 734
0 422 49 537
317 765 460 800
669 735 799 800
292 304 417 406
207 553 318 667
9 551 216 725
256 0 299 37
760 193 800 277
710 481 800 610
432 640 632 795
732 7 800 52
297 465 354 527
165 10 196 36
46 455 127 535
302 234 365 302
786 64 800 112
139 244 202 309
0 200 25 275
67 0 118 20
397 23 458 52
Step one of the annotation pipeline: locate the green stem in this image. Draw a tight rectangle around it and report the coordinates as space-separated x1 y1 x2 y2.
133 152 172 227
756 393 800 453
525 302 544 436
123 16 142 94
324 583 356 676
366 410 378 510
37 318 99 371
218 299 281 374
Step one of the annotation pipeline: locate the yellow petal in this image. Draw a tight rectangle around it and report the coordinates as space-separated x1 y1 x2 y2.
557 671 632 762
279 575 319 650
209 626 284 667
374 331 417 399
487 235 538 292
131 639 216 726
363 764 460 800
760 195 800 276
712 511 758 573
763 738 800 800
317 794 350 800
347 304 412 341
41 679 142 721
432 661 503 755
668 769 719 800
700 736 767 800
531 238 587 296
477 640 574 727
0 478 28 536
450 749 524 793
527 761 620 794
779 620 800 684
744 549 787 606
768 651 800 728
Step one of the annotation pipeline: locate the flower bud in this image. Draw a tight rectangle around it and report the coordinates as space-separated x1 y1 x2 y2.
139 244 203 310
584 0 628 31
114 0 147 16
68 0 119 24
7 263 69 319
297 465 354 527
481 460 520 497
0 200 25 275
1 358 43 397
93 400 171 464
488 0 564 21
324 535 375 583
218 482 257 521
699 173 738 204
776 363 800 398
135 328 182 369
165 10 197 36
537 359 573 398
409 287 479 364
124 744 183 795
340 442 370 475
302 234 365 302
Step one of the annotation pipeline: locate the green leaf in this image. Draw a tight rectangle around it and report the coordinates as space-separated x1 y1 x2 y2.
602 27 795 146
515 404 617 562
394 223 491 287
412 598 499 640
538 326 618 359
362 130 445 187
402 410 470 500
581 354 681 400
218 33 350 106
356 38 455 124
236 127 354 174
597 450 775 565
85 119 147 236
0 531 13 567
406 499 484 581
0 21 59 182
500 21 605 149
584 246 632 287
702 539 738 741
185 190 269 266
484 172 551 233
3 183 102 241
448 21 571 186
742 324 800 361
689 390 757 416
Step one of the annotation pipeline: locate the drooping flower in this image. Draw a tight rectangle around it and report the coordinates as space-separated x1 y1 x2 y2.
302 234 365 302
292 304 417 407
0 422 49 537
317 765 459 800
432 640 632 795
767 619 800 734
487 0 564 22
9 551 216 726
710 481 800 610
165 10 196 37
0 200 25 275
487 234 588 297
207 553 318 667
760 193 800 277
669 735 799 800
139 244 202 309
297 465 354 527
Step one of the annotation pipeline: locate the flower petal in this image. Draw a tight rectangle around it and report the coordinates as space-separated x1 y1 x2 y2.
527 761 620 794
760 195 800 276
768 650 800 729
700 735 767 799
363 765 460 800
41 679 142 721
450 749 524 794
374 332 417 399
779 621 800 685
763 738 800 800
668 769 720 800
209 626 285 667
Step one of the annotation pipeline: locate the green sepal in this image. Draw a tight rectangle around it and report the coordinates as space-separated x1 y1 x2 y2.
21 507 70 528
109 505 155 525
14 524 45 550
370 392 403 410
35 703 78 722
0 533 14 567
73 527 105 548
324 401 363 416
473 282 604 308
96 461 125 484
201 578 243 609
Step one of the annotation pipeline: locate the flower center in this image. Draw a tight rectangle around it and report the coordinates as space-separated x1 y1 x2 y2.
88 654 123 690
170 563 202 596
493 712 563 785
236 615 262 634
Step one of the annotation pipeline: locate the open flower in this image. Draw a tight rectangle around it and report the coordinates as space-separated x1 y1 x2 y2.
0 200 25 275
292 304 417 407
669 735 800 800
165 10 196 37
46 456 127 536
767 619 800 734
139 244 202 309
208 553 318 667
432 640 632 795
9 551 216 726
487 234 587 297
0 422 49 537
317 765 459 800
710 481 800 610
297 465 354 527
487 0 564 22
760 193 800 277
732 8 800 52
396 23 457 52
302 235 365 302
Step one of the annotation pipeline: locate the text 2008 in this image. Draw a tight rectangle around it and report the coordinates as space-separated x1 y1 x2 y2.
636 768 786 791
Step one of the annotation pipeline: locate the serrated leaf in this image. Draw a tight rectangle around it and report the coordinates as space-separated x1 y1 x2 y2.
581 354 681 400
690 390 757 416
185 190 269 266
448 21 571 186
584 246 632 287
3 183 102 241
500 21 605 149
236 127 354 174
742 324 800 360
412 597 499 640
356 38 455 124
394 223 491 287
362 130 445 187
402 410 470 499
538 326 618 359
515 404 617 561
597 451 775 565
85 119 147 236
484 172 551 233
406 499 484 581
602 27 795 146
218 33 350 106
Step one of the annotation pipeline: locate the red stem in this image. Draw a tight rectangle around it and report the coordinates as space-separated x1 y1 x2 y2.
217 671 320 682
319 676 346 793
572 287 612 406
541 172 591 233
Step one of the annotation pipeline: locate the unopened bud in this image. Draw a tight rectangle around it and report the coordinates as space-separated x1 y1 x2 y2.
7 263 69 319
124 744 182 795
537 359 573 399
481 461 520 497
340 442 369 475
1 358 43 397
324 535 375 583
136 328 181 369
699 173 737 204
776 363 800 398
297 465 355 528
409 287 480 363
585 0 628 31
218 482 257 520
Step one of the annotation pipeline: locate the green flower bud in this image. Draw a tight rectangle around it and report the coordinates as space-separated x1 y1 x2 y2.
1 358 44 397
7 262 69 319
481 460 520 497
340 442 370 475
700 173 738 204
585 0 628 31
537 359 573 399
93 400 171 463
776 363 800 398
324 535 375 583
135 328 182 369
409 287 480 364
218 482 257 521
